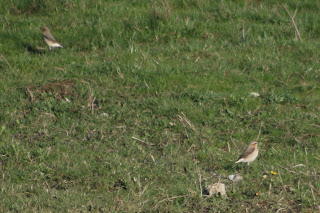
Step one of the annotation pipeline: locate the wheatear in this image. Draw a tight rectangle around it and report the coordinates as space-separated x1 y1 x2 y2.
235 141 259 165
40 27 63 50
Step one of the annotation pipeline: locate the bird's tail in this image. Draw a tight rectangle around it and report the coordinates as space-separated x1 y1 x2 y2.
52 43 63 48
235 158 244 164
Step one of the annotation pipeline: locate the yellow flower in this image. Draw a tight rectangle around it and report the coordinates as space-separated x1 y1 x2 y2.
255 193 259 196
270 171 277 175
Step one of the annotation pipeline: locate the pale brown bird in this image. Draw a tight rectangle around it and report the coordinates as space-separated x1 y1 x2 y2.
235 141 259 165
40 27 63 50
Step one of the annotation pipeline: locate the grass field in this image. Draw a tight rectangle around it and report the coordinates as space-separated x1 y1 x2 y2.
0 0 320 212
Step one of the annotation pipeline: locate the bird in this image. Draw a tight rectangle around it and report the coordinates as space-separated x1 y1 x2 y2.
40 27 63 50
235 141 259 165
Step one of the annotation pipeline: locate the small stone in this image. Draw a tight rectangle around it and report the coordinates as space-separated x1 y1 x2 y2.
205 183 226 197
250 92 261 97
228 174 243 182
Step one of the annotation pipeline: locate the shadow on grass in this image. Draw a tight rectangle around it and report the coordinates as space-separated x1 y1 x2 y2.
23 43 45 55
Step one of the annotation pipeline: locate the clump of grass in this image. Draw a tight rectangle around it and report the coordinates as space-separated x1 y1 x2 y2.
7 0 72 15
149 0 172 29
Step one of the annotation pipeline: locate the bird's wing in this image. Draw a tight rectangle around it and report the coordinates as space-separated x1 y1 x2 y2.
44 33 57 42
237 147 255 160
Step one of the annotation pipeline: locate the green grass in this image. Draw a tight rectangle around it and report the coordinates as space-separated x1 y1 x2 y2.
1 0 320 211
